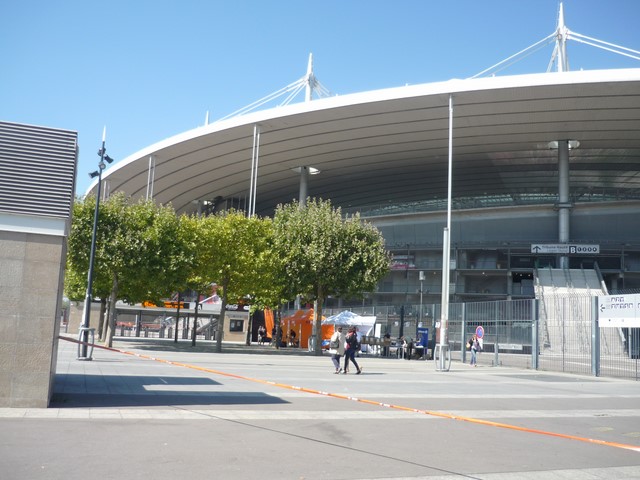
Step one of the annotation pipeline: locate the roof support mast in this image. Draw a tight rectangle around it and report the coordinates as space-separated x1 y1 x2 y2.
556 3 569 72
305 53 315 102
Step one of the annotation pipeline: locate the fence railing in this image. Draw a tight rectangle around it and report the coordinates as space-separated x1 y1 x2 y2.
319 296 639 381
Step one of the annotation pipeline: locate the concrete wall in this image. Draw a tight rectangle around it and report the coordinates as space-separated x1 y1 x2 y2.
0 231 66 407
0 121 77 407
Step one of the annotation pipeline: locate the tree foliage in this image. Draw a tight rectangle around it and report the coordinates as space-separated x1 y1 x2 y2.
192 211 274 352
66 194 191 346
67 195 389 354
273 198 390 354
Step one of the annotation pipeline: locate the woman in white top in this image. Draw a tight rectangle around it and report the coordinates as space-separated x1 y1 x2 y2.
329 326 346 373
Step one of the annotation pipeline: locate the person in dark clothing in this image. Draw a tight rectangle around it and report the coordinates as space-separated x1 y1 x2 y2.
343 327 362 374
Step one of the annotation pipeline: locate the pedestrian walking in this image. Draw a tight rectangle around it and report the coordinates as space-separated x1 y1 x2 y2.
344 327 362 374
329 326 345 373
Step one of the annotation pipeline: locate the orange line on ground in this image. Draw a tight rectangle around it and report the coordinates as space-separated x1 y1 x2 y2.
59 336 640 453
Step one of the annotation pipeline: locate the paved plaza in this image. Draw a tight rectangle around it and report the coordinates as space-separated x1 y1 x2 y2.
1 335 639 479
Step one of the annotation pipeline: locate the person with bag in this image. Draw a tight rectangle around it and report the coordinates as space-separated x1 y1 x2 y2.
329 326 346 373
343 327 362 374
468 334 480 367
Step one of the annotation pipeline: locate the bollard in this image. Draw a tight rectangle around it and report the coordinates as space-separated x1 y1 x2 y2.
77 327 95 361
434 344 451 371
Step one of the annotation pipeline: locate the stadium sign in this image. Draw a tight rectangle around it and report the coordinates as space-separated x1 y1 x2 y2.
531 244 600 254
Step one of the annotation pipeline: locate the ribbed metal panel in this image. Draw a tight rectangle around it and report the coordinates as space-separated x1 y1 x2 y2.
0 121 77 218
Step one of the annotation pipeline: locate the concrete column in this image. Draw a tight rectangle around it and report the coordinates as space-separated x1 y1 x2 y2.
299 166 309 207
557 140 571 269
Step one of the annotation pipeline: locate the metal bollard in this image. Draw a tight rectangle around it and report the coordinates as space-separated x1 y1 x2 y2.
77 327 95 361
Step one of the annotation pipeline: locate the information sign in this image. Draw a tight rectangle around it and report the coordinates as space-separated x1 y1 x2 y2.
598 294 640 328
530 244 600 254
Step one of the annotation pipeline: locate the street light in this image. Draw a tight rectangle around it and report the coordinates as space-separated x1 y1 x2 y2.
419 271 425 326
78 128 114 360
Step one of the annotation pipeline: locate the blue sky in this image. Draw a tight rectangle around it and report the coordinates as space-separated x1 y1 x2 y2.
2 0 640 196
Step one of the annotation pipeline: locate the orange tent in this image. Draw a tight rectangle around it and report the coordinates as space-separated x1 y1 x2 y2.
280 309 331 348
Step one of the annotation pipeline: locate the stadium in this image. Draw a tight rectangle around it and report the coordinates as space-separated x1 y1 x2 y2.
87 6 640 376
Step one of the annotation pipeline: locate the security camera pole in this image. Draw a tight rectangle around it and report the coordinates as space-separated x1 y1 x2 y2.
78 127 113 360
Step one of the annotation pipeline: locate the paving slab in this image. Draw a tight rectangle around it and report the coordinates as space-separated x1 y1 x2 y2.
0 336 638 480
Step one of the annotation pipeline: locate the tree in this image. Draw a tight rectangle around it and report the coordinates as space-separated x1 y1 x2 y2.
66 195 121 339
66 194 191 346
193 211 273 353
247 222 296 349
272 198 390 355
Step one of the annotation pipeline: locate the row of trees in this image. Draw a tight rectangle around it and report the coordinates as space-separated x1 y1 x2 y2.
65 195 391 354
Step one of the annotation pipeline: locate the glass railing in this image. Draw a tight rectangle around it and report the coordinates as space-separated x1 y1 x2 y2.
344 192 640 218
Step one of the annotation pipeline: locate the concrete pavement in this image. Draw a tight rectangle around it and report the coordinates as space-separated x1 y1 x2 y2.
0 335 639 479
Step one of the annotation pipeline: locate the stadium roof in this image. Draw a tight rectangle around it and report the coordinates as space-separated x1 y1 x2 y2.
91 68 640 217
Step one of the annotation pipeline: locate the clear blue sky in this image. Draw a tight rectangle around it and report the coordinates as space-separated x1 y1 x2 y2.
2 0 639 196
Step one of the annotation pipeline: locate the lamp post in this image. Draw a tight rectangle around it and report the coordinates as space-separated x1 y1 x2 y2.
78 127 113 360
419 270 425 326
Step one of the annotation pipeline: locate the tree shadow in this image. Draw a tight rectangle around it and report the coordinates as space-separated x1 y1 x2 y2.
52 374 290 408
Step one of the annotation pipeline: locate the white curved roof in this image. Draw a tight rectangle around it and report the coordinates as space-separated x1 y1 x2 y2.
91 68 640 216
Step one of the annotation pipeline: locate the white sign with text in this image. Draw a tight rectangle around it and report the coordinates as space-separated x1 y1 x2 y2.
598 294 640 327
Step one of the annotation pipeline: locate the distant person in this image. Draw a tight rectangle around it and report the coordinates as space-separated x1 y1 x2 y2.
468 334 480 366
258 325 266 345
404 336 413 360
289 329 297 347
329 326 346 374
344 327 362 374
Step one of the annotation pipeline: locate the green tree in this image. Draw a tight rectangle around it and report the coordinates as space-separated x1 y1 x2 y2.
244 220 294 349
66 194 191 346
273 198 390 355
66 195 120 338
193 211 273 353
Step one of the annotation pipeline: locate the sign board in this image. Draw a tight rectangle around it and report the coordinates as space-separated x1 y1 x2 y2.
417 327 429 348
598 294 640 328
531 244 600 254
475 325 484 339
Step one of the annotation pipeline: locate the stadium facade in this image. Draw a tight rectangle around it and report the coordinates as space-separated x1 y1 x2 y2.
90 67 640 310
88 7 640 315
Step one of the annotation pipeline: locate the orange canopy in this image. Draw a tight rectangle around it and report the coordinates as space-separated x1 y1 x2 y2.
280 309 332 348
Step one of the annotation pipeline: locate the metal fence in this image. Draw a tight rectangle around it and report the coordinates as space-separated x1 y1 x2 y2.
113 309 219 341
325 296 639 381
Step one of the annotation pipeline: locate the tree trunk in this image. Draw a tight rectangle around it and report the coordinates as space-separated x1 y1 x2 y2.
245 312 253 346
275 308 281 349
215 283 228 353
314 287 324 356
191 294 200 347
97 298 107 341
105 273 119 348
174 292 181 343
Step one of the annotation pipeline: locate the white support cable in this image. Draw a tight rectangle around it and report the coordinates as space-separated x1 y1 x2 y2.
313 81 333 97
546 44 559 72
213 57 333 122
279 82 306 106
490 39 558 76
569 35 640 61
216 79 304 122
570 31 640 56
470 32 556 78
